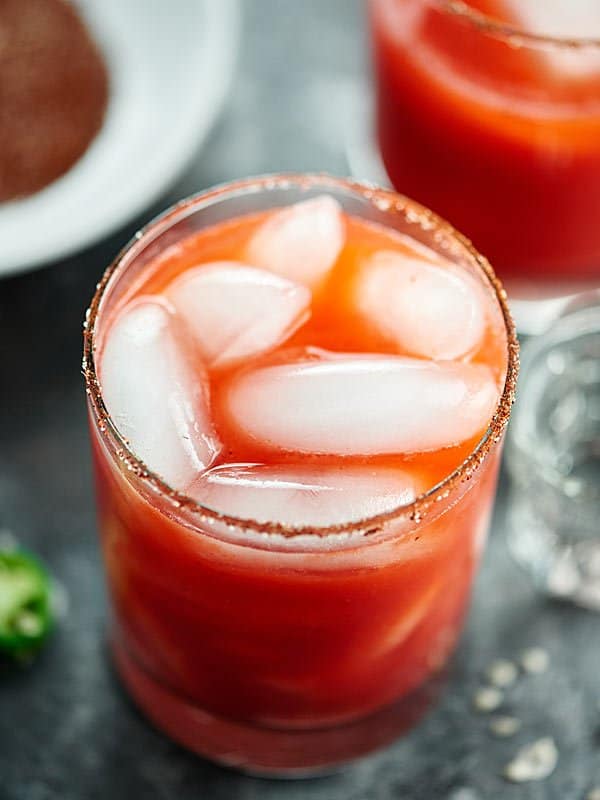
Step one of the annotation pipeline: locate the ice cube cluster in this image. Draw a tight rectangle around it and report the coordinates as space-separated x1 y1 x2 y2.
100 196 501 526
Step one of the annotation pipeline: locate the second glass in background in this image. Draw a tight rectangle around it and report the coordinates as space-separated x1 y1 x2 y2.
369 0 600 330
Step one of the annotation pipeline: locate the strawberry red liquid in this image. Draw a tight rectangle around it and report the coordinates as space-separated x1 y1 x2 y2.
86 182 513 773
371 0 600 291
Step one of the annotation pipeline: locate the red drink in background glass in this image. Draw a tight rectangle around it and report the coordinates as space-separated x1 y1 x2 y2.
370 0 600 298
83 175 517 775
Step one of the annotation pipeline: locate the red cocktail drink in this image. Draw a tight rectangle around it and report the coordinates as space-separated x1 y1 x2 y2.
370 0 600 295
83 175 517 774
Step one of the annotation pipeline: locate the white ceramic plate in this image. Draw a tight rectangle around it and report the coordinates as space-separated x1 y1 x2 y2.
0 0 240 277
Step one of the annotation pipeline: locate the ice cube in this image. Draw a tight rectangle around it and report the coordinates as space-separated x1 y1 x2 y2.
187 463 419 526
245 195 345 287
166 261 311 369
223 352 499 455
356 250 486 360
100 299 221 489
501 0 600 77
503 0 599 39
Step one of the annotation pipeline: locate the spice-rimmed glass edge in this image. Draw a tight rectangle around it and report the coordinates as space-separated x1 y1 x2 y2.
83 173 519 540
432 0 600 50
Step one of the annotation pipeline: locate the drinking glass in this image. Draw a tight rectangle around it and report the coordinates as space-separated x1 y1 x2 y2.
368 0 600 332
83 174 518 775
507 292 600 607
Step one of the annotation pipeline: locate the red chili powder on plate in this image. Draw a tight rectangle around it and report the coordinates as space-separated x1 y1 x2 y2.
0 0 109 201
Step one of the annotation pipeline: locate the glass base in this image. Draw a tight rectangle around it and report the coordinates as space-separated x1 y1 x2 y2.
112 637 444 777
506 296 572 337
343 86 596 336
504 288 592 337
343 85 391 190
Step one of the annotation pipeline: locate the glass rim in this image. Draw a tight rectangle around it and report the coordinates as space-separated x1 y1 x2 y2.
82 173 519 540
433 0 600 50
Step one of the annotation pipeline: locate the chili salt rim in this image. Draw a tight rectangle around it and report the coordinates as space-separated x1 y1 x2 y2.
82 173 519 540
433 0 600 50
